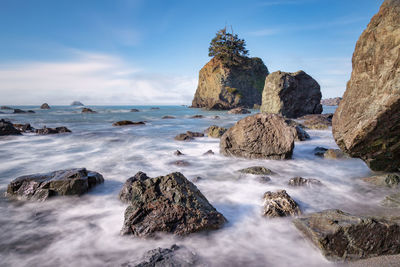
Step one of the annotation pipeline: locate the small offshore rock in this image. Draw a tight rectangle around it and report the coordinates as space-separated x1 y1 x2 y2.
314 147 349 159
213 116 220 119
81 108 97 113
70 101 84 106
263 190 301 217
119 171 150 203
35 126 71 135
171 160 190 167
203 150 214 155
6 168 104 201
130 108 140 112
228 107 251 114
174 131 204 141
288 177 322 187
40 103 50 109
191 115 204 119
1 106 13 110
150 107 160 110
205 125 227 138
0 119 22 136
174 150 184 156
13 109 35 114
121 172 226 236
293 209 400 261
298 114 332 129
162 115 176 119
113 120 146 126
238 166 274 175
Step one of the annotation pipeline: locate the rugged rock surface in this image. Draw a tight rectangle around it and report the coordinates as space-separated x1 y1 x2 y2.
293 209 400 261
262 190 301 217
119 171 150 203
40 103 50 109
35 126 71 135
6 168 104 201
362 173 400 188
227 107 250 114
121 244 198 267
260 70 322 118
332 0 400 172
13 109 35 114
112 121 145 126
81 108 96 113
121 172 226 236
71 101 84 106
238 166 274 175
288 177 322 187
191 57 269 110
205 125 227 138
321 97 342 106
174 131 204 141
298 114 333 129
0 119 21 136
220 113 296 159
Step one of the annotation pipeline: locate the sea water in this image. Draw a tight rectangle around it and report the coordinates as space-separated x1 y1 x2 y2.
0 105 392 266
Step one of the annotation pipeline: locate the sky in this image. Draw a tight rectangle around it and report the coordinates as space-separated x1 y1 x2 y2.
0 0 384 105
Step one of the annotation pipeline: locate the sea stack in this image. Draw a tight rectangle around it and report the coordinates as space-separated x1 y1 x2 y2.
332 0 400 172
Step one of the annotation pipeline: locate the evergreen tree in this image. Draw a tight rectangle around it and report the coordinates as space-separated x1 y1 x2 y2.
208 27 249 65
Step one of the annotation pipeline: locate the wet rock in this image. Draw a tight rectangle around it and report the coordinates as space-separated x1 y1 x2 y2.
332 0 400 172
40 103 50 109
81 108 97 113
70 101 84 106
293 209 400 261
174 131 204 141
288 177 322 187
220 113 297 159
205 125 227 138
203 150 214 155
119 171 150 203
162 115 175 119
238 166 275 175
174 150 184 156
171 160 190 167
213 116 220 120
191 56 269 110
314 147 349 159
362 173 400 188
298 113 332 129
186 131 204 137
314 146 328 157
121 172 226 236
130 109 140 112
1 106 13 110
190 115 204 119
294 125 310 141
13 109 35 114
0 119 22 136
122 244 198 267
321 97 342 106
262 190 301 217
227 107 251 114
6 168 104 201
35 126 71 135
260 70 322 118
13 123 35 133
112 121 146 126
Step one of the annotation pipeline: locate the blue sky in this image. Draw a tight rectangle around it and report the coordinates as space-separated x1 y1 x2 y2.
0 0 383 105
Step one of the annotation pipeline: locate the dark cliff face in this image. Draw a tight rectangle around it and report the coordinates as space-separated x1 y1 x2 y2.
332 0 400 172
192 56 269 110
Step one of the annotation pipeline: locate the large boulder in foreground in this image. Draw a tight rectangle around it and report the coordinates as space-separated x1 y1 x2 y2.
6 168 104 201
220 113 296 159
332 0 400 172
120 172 226 237
293 209 400 261
260 70 322 118
191 56 269 110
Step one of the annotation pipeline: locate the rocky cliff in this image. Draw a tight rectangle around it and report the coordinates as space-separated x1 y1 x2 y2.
191 57 269 110
332 0 400 172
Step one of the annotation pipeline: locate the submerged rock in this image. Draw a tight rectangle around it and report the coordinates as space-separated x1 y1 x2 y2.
40 103 50 109
220 113 296 159
227 107 250 114
112 121 146 126
191 56 269 110
0 119 21 136
298 114 332 129
262 190 301 217
121 172 226 236
81 108 97 113
288 177 322 187
122 244 198 267
260 70 322 118
205 125 227 138
362 173 400 188
35 126 71 135
171 160 190 167
190 115 204 119
332 0 400 172
321 97 342 106
130 108 140 112
162 115 175 119
238 166 275 175
70 101 84 106
293 209 400 261
6 168 104 201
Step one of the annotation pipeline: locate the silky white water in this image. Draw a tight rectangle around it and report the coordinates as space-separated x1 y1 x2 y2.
0 105 393 267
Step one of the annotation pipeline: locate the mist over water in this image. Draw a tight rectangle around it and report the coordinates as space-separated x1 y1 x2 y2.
0 105 390 266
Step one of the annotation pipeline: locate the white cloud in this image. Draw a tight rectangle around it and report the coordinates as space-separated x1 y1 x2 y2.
0 51 197 105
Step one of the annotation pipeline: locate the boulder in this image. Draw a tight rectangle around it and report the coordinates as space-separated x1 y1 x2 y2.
298 114 332 129
174 131 204 141
205 125 227 138
220 113 296 159
227 107 250 114
0 119 22 136
120 172 226 236
35 126 71 135
321 97 342 106
130 108 140 112
162 115 175 119
332 0 400 172
238 166 275 175
81 108 96 113
191 56 269 110
112 121 145 126
260 70 322 118
262 190 301 217
70 101 84 106
293 209 400 261
40 103 50 109
288 177 322 187
121 244 198 267
13 109 35 114
6 168 104 201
